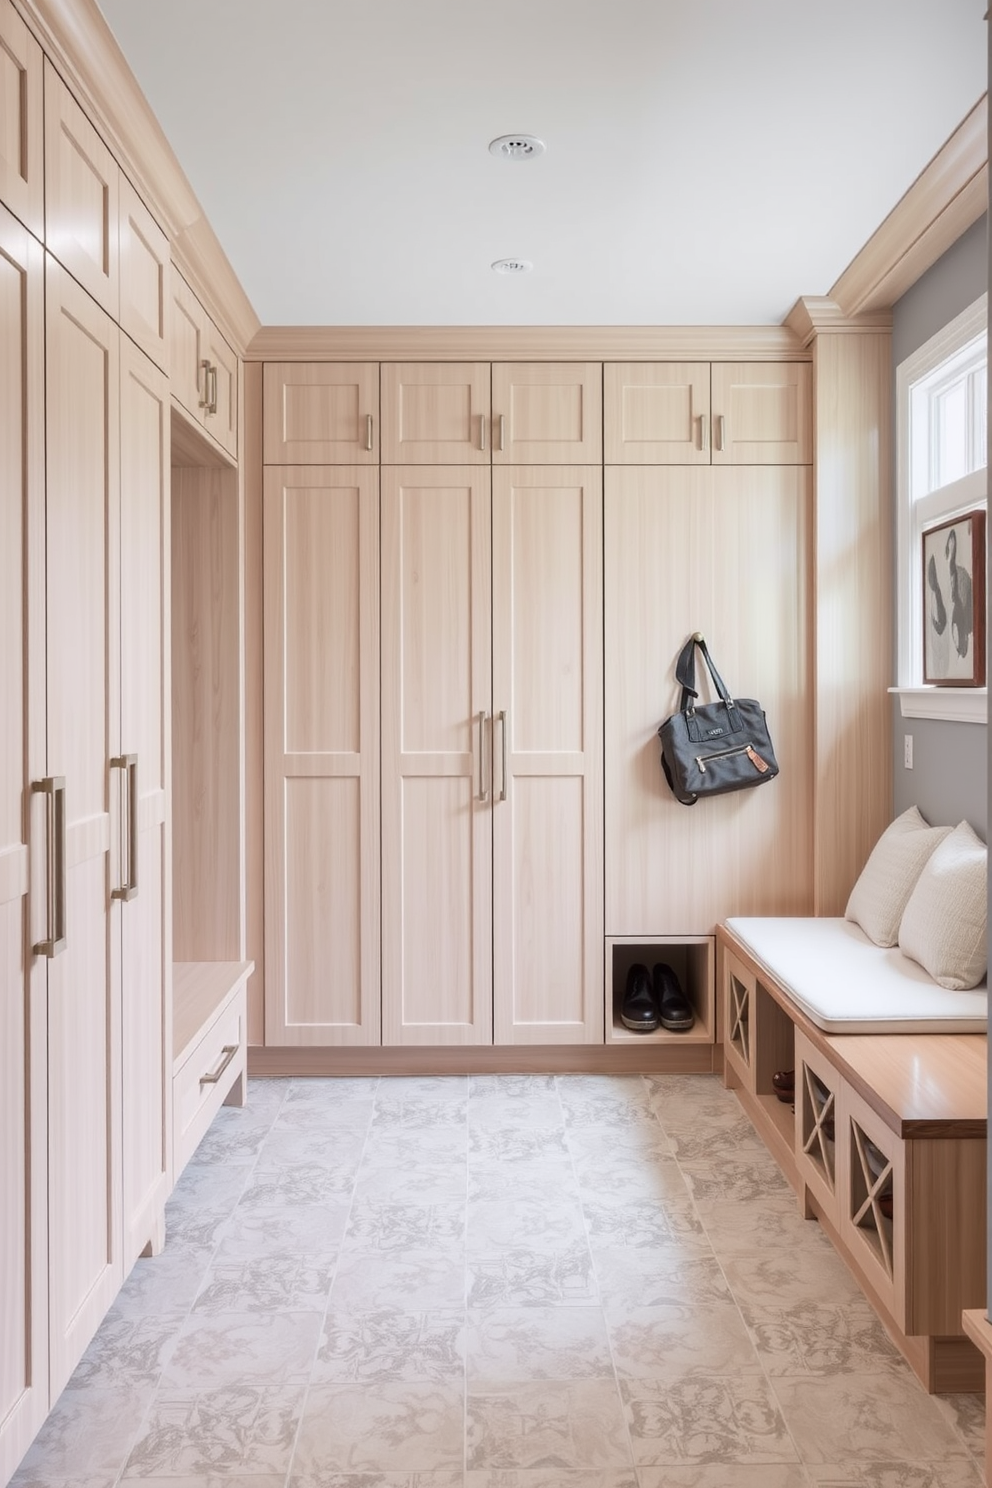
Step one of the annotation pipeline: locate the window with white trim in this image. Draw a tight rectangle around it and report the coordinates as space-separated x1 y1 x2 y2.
894 294 987 722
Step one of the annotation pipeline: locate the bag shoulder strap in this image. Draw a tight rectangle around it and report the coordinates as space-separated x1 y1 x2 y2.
674 633 735 714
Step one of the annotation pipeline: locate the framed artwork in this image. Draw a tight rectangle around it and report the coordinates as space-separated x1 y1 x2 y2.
922 509 986 685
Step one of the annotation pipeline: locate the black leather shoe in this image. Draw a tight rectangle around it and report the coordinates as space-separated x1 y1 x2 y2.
621 963 659 1032
652 962 695 1032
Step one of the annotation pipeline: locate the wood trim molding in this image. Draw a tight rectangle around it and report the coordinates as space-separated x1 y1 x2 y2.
248 1043 719 1077
785 297 893 347
828 96 988 317
245 323 809 363
15 0 260 353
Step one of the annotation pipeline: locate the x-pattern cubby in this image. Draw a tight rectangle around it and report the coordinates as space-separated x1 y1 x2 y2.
795 1030 840 1224
802 1068 836 1182
850 1119 895 1279
729 973 750 1068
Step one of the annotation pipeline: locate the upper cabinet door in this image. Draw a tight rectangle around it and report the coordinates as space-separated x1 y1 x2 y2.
44 61 119 318
119 176 169 373
380 363 490 463
604 363 711 464
202 317 238 460
711 362 812 465
264 362 379 464
168 269 205 422
492 363 602 464
0 1 43 238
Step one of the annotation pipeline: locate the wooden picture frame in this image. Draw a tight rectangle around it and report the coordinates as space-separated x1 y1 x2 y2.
922 509 986 685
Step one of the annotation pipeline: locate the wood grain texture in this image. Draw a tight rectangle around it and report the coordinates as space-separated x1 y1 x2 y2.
605 936 714 1046
119 174 169 372
0 0 44 237
202 313 238 460
118 336 171 1268
830 97 987 317
173 959 253 1063
43 57 119 317
248 1043 719 1076
263 466 380 1046
381 466 493 1044
710 362 812 464
906 1136 986 1334
491 466 603 1044
44 260 123 1398
173 980 246 1177
604 465 814 935
0 202 48 1488
247 325 808 363
263 362 379 464
380 362 491 464
242 363 264 1043
794 1029 842 1228
810 330 892 914
604 362 711 464
491 363 602 464
168 269 205 428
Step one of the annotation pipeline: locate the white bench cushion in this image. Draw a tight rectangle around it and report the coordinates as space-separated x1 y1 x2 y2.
725 916 988 1034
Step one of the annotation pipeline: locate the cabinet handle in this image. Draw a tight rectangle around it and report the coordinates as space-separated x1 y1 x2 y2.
111 754 138 901
208 364 219 415
700 414 709 453
497 710 508 802
199 358 211 410
477 710 490 802
716 414 726 452
200 1044 238 1086
498 413 506 452
479 413 487 452
366 413 374 452
32 776 67 957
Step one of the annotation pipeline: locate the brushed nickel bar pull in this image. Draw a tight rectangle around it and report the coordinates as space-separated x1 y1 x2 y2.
477 710 489 802
716 414 726 452
200 1045 238 1086
700 413 709 453
111 754 138 901
479 413 487 451
498 710 508 802
32 776 66 957
208 363 219 415
366 413 374 451
199 358 211 410
499 413 506 452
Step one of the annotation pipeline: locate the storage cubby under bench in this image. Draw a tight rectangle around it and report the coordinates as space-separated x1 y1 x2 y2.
717 918 988 1395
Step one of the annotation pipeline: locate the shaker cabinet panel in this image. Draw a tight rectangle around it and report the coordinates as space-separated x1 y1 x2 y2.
492 362 603 464
711 362 812 465
0 1 44 237
381 362 491 463
264 362 379 464
604 362 711 464
44 61 119 317
119 176 170 372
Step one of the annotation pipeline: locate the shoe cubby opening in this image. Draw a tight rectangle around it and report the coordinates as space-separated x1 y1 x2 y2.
849 1118 895 1280
605 935 714 1046
751 983 796 1145
800 1064 837 1191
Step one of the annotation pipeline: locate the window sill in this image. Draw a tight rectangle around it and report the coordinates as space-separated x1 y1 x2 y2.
889 686 988 724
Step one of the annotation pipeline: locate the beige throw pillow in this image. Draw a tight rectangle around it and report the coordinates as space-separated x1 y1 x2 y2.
898 821 988 990
844 806 952 947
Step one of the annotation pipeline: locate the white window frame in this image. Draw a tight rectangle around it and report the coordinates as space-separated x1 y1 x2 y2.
892 293 987 724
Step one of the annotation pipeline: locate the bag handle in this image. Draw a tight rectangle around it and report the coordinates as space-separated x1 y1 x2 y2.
675 632 736 716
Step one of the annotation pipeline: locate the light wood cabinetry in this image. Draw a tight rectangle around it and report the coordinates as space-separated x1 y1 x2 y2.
169 268 238 460
491 363 602 463
606 936 715 1051
263 466 380 1045
264 363 379 463
119 176 170 372
0 0 43 237
604 362 811 465
173 961 250 1177
604 465 814 938
43 61 119 317
381 362 491 464
0 201 47 1488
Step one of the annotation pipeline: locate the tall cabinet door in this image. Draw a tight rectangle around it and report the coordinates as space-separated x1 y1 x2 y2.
0 206 48 1486
264 466 380 1046
381 466 493 1045
492 467 604 1044
119 337 171 1265
45 260 123 1397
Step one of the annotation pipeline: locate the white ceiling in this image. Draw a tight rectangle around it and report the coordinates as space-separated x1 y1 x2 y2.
97 0 987 328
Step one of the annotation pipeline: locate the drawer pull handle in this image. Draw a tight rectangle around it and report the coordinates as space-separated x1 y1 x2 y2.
366 412 374 451
33 775 67 956
200 1044 238 1086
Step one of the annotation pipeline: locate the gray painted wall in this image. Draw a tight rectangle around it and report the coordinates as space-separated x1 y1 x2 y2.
890 213 988 838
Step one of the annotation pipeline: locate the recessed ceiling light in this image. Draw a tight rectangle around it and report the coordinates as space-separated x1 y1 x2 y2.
489 134 545 161
491 259 533 275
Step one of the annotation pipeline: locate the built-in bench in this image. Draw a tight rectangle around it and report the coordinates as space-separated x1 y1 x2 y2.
717 917 988 1395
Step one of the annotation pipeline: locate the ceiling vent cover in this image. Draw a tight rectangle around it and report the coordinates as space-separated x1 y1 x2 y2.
491 259 533 275
489 134 545 160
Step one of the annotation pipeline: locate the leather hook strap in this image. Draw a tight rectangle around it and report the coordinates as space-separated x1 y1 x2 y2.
674 633 736 716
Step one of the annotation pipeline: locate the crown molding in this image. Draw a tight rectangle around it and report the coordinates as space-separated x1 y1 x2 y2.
16 0 260 353
829 96 988 317
245 323 808 363
785 297 893 347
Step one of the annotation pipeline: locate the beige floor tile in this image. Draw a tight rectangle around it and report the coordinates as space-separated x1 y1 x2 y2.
315 1308 466 1383
680 1154 793 1206
466 1379 632 1470
465 1473 637 1488
744 1299 907 1377
292 1476 463 1488
621 1375 799 1466
61 1311 178 1389
581 1196 707 1250
469 1128 571 1165
371 1100 469 1128
573 1154 695 1204
465 1305 614 1383
343 1200 466 1255
805 1464 983 1487
470 1073 558 1098
332 1249 466 1312
593 1243 733 1311
468 1097 564 1130
695 1192 822 1257
122 1384 305 1478
468 1165 580 1207
212 1201 350 1261
564 1123 675 1162
720 1244 866 1313
934 1391 987 1462
291 1381 464 1473
12 1383 153 1482
605 1300 763 1380
353 1161 469 1206
119 1479 286 1488
467 1197 587 1256
773 1373 972 1464
468 1243 598 1308
636 1468 808 1488
163 1309 322 1387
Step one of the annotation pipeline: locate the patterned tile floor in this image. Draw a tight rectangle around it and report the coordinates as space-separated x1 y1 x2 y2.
12 1073 986 1488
